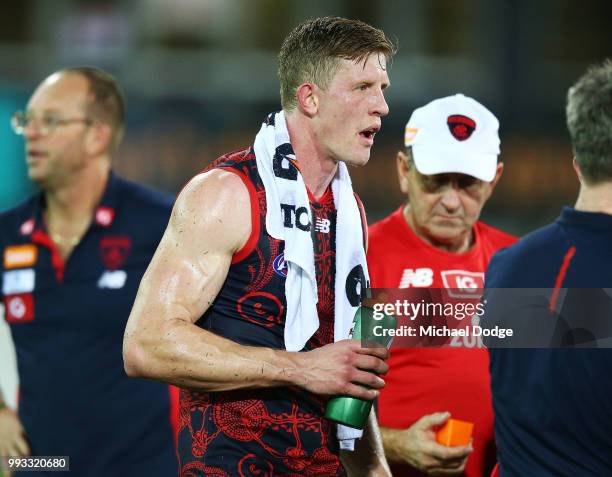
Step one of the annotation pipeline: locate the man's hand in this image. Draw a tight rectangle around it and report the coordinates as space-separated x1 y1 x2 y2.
381 412 472 476
0 407 30 458
294 339 389 400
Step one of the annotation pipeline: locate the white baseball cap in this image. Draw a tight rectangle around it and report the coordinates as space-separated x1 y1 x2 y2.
404 94 500 182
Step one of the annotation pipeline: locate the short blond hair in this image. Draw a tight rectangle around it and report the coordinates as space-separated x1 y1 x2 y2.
278 17 396 111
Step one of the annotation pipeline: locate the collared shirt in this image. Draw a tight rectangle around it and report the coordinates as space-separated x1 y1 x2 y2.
0 173 177 477
486 207 612 476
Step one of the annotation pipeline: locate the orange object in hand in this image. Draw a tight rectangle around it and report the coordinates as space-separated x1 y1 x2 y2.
436 418 474 446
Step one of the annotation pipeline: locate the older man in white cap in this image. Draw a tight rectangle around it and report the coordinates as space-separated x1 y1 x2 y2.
367 94 516 476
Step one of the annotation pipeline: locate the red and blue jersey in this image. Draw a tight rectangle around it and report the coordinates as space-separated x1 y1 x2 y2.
485 207 612 477
177 148 349 477
0 173 177 476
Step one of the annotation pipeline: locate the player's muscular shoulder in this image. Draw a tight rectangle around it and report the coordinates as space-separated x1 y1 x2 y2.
171 169 252 255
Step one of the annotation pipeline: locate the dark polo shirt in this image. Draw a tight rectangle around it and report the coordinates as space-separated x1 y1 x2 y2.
1 173 177 476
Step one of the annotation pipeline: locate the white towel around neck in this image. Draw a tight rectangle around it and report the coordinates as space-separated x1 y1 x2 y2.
253 111 370 449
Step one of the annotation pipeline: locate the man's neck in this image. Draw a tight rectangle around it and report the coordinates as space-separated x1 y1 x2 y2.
403 205 474 254
285 111 338 199
43 160 110 258
45 161 110 221
574 181 612 215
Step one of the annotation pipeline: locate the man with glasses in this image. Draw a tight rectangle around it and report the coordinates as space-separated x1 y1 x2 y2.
367 95 515 476
0 67 177 476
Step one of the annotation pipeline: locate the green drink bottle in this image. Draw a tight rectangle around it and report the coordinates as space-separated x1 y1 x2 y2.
324 306 396 429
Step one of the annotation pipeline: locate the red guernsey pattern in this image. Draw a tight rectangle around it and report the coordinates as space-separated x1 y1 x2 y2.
177 148 344 476
367 207 516 477
306 186 336 350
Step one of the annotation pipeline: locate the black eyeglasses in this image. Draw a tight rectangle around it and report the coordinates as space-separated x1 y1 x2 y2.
11 111 94 137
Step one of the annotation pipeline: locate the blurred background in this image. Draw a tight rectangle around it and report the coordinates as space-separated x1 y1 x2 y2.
1 0 611 234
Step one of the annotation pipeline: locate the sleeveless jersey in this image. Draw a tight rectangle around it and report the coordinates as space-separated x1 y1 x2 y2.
178 148 348 477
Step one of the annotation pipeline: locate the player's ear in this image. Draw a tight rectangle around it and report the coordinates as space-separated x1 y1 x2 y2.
572 158 584 183
85 121 113 157
397 150 410 194
480 162 504 201
295 82 318 116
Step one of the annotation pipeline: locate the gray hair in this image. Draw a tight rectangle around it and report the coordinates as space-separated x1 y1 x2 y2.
566 59 612 184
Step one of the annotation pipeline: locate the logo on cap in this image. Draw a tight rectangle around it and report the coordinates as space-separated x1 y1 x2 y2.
447 115 476 141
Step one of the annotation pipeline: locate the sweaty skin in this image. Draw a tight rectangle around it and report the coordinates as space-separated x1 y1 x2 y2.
123 169 389 397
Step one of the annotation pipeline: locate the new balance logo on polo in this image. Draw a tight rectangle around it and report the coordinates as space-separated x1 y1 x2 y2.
399 268 434 288
315 218 331 234
97 270 127 289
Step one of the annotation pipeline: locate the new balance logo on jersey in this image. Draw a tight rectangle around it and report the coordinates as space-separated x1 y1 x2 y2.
399 268 434 288
315 218 331 234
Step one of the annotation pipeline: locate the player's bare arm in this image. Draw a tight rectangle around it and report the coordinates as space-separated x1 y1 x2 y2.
123 169 388 398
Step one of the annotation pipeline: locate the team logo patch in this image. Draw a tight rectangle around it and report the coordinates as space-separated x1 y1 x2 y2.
100 236 131 270
441 270 484 298
3 244 38 269
272 253 288 278
447 115 476 141
404 127 419 144
4 294 34 323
